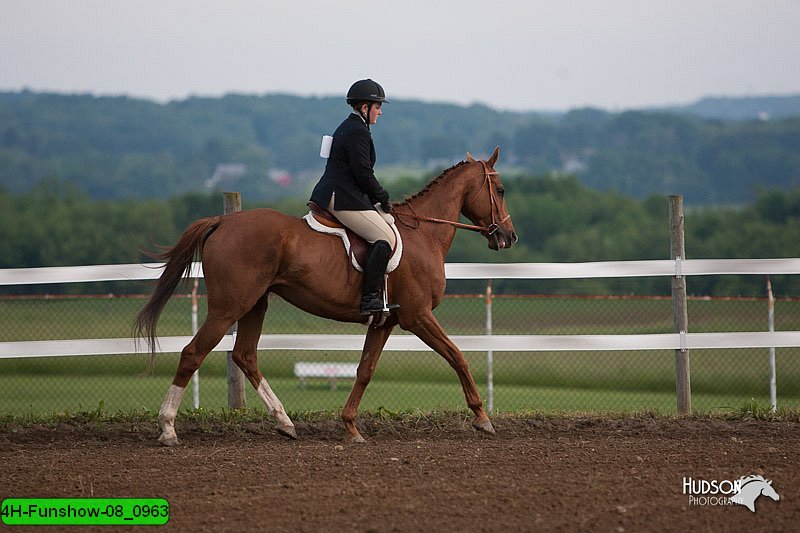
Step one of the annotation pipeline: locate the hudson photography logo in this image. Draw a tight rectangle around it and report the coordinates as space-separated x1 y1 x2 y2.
682 475 780 512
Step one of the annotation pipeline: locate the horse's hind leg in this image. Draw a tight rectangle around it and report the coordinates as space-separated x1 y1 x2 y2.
231 294 296 439
158 316 234 446
405 311 495 435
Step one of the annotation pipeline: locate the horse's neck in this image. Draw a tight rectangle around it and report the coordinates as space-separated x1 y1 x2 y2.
405 168 472 250
411 182 465 220
738 482 765 501
744 483 765 494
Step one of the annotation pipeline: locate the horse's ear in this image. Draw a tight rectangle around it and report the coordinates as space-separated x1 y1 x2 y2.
466 152 476 163
488 146 500 167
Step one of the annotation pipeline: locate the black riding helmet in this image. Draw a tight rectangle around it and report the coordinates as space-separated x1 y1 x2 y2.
347 79 388 130
346 79 389 106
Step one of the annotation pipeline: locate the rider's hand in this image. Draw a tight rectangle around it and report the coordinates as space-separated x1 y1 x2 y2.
380 200 392 214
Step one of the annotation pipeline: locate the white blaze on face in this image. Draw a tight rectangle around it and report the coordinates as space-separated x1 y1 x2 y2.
257 377 294 428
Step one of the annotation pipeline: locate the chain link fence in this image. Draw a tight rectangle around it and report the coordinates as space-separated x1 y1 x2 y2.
1 278 799 416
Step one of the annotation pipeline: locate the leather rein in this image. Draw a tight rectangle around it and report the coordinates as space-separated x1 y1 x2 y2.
394 160 510 235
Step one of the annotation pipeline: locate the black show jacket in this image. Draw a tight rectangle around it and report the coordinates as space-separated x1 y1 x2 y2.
310 113 390 211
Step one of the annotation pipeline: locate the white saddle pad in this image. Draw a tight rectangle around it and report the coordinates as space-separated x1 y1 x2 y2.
303 212 403 273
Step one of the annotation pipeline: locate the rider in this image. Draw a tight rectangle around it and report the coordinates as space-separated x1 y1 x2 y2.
310 79 398 316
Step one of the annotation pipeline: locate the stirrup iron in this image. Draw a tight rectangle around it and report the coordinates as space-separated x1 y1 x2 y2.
381 275 400 313
361 276 398 327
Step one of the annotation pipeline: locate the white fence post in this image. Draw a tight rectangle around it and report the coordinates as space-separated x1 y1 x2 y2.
191 277 200 410
767 275 777 412
485 279 494 414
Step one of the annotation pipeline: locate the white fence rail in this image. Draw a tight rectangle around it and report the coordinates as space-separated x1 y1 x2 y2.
2 259 800 412
3 258 800 285
2 260 800 359
3 331 800 360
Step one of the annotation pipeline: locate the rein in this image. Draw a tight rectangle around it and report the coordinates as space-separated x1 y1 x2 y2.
394 160 510 235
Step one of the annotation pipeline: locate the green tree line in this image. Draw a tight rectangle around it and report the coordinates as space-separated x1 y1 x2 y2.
1 91 799 205
2 175 799 297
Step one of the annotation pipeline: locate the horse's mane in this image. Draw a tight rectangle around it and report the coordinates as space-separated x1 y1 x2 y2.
396 160 469 206
738 475 768 485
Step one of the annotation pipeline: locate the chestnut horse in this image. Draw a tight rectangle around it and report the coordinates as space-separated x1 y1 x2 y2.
134 147 517 445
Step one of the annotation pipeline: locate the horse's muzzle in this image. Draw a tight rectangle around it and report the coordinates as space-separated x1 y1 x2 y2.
488 229 517 250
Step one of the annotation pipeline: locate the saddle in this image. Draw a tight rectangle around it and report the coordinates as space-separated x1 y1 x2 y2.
304 202 402 273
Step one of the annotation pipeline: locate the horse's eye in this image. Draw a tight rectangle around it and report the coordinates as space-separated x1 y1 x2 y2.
496 187 505 197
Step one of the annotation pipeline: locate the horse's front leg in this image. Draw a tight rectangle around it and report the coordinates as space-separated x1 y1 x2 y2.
341 323 395 443
405 311 495 435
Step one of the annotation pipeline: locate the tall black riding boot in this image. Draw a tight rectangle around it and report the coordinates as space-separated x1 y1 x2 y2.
359 240 396 315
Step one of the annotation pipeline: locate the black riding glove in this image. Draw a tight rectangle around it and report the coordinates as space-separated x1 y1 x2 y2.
380 200 392 214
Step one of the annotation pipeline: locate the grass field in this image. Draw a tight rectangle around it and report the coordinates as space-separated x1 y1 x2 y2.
1 294 799 415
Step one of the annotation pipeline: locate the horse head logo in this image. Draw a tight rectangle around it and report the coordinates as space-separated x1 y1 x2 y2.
730 475 780 513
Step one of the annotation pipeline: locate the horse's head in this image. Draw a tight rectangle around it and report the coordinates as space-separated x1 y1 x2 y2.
732 475 781 512
463 147 518 250
761 480 780 502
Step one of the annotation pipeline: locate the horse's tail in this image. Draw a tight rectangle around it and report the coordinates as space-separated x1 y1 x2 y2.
133 216 221 370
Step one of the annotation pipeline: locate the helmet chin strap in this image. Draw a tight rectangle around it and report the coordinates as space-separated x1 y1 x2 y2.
362 103 373 129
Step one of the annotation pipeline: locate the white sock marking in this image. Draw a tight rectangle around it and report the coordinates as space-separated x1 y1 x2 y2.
256 377 294 428
158 384 185 441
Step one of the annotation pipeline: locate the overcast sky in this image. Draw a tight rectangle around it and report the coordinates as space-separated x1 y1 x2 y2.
2 0 799 112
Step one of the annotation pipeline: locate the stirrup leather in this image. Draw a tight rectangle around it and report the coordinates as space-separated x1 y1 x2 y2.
360 275 399 315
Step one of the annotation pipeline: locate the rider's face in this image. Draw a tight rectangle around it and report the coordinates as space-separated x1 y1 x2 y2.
360 103 382 125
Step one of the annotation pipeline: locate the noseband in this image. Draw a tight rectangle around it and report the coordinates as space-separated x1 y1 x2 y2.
395 160 511 235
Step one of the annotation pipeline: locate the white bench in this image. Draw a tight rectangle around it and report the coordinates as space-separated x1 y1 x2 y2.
293 362 359 390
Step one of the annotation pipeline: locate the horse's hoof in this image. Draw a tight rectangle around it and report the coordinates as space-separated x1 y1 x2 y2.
472 419 496 435
346 433 366 444
158 434 180 447
276 425 297 440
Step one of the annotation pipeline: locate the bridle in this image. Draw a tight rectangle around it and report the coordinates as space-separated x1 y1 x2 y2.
394 160 511 236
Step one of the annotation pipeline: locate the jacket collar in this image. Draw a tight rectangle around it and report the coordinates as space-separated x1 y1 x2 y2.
349 112 368 125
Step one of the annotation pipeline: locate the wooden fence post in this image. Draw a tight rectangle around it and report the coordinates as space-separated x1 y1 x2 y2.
224 191 247 409
669 195 691 414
